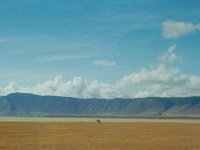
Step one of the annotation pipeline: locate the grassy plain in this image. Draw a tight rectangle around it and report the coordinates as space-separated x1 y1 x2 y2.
0 121 200 150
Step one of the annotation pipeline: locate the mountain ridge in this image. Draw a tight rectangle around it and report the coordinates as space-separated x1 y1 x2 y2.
0 92 200 118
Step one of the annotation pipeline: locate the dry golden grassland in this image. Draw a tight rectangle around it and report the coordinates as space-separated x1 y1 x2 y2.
0 122 200 150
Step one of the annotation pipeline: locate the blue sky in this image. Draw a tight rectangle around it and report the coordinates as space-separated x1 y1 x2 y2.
0 0 200 98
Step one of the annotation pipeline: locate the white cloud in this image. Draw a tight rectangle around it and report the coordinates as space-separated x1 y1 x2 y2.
1 63 200 98
93 59 116 67
116 64 179 98
2 82 19 95
0 75 116 99
162 20 200 39
159 44 180 63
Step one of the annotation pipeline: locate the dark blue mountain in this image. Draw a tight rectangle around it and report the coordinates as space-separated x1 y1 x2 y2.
0 93 200 117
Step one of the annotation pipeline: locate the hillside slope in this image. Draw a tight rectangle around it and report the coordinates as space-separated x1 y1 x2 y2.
0 93 200 117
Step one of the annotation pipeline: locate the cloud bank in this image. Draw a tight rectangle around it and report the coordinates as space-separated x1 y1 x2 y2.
1 45 200 99
162 20 200 39
1 65 200 99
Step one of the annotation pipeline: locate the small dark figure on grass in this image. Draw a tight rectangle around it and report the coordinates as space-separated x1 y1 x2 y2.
96 119 101 124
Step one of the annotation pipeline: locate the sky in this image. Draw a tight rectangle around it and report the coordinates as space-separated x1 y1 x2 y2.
0 0 200 98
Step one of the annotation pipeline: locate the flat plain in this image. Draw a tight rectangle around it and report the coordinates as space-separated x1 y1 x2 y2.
0 121 200 150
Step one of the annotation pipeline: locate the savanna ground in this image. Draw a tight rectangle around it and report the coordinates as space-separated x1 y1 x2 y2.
0 121 200 150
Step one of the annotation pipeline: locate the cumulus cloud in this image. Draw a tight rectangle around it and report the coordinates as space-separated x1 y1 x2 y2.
162 20 200 39
0 76 116 99
93 59 116 67
159 44 180 63
1 64 200 98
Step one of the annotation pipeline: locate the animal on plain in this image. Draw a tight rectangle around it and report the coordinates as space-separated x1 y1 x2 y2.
96 119 101 124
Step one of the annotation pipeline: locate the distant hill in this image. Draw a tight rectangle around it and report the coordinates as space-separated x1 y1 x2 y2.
0 93 200 118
